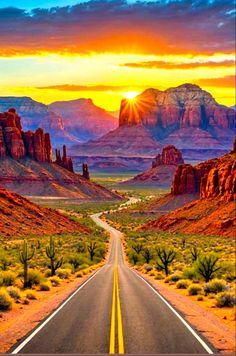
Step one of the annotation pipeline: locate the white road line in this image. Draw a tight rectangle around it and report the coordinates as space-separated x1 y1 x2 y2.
11 265 106 354
132 270 214 354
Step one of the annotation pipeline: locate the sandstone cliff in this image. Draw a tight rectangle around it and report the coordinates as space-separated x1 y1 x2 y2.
171 140 236 201
122 145 184 187
142 143 236 236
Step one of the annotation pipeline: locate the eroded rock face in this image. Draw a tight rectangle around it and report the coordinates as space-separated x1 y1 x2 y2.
119 84 235 135
152 145 184 167
55 145 74 172
171 144 236 201
82 163 90 180
0 108 52 162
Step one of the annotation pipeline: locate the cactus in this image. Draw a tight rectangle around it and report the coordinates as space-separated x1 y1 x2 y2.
46 236 63 276
190 245 199 261
19 240 35 288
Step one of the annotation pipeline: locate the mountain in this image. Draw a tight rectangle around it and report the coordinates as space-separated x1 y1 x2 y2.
0 97 78 147
71 125 162 156
49 98 118 141
142 141 236 237
0 108 121 200
0 187 87 237
73 84 235 159
0 97 118 147
121 145 184 186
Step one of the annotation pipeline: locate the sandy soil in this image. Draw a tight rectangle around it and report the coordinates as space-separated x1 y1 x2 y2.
0 264 103 353
134 269 236 354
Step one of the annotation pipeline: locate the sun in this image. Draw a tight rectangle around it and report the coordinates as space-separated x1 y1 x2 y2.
124 91 140 100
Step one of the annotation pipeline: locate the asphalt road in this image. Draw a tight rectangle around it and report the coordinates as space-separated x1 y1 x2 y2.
11 212 215 354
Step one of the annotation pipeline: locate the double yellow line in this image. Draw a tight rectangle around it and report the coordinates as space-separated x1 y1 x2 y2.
109 245 125 354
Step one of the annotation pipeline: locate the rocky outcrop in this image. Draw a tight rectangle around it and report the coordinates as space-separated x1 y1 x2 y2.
0 109 52 162
82 163 90 180
152 145 184 167
55 145 74 172
171 145 236 201
119 84 235 133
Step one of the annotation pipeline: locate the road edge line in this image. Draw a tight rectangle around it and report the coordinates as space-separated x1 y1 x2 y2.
131 269 214 354
11 265 106 354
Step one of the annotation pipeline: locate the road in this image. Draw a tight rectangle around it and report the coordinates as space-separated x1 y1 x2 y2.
11 208 215 354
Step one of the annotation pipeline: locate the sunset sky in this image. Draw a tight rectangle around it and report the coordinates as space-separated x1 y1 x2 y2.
0 0 235 110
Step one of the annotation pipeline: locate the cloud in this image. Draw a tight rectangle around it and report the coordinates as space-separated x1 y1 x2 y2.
195 75 235 87
37 84 148 91
0 0 235 56
121 59 235 70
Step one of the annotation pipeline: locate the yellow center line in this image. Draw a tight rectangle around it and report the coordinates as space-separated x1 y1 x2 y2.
109 242 125 354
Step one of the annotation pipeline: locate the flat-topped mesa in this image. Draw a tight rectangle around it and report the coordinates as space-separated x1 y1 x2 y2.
82 163 90 180
0 108 52 162
55 145 74 172
152 145 184 168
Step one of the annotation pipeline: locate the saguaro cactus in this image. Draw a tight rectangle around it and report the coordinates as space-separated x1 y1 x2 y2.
19 240 35 288
46 236 63 276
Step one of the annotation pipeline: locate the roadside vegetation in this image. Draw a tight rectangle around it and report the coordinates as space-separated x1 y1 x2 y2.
0 211 109 312
105 200 236 312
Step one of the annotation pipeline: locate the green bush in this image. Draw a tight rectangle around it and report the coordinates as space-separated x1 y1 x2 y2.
39 281 51 291
183 267 198 280
49 276 61 286
26 269 43 287
188 284 202 296
0 271 16 286
167 273 183 282
25 290 37 300
56 268 71 279
176 279 190 289
7 286 21 300
0 288 13 310
215 292 236 307
203 279 228 295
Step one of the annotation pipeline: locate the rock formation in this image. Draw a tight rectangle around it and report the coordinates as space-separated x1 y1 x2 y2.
0 109 52 162
82 163 90 180
171 144 236 202
152 145 184 167
119 84 235 133
55 145 74 172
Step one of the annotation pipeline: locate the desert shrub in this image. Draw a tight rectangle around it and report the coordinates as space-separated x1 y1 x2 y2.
128 251 139 265
154 272 164 280
22 297 30 305
188 284 202 296
167 273 183 282
44 269 52 278
7 286 21 300
0 252 11 271
56 268 71 279
215 292 236 307
76 271 84 278
25 290 37 300
39 281 51 291
144 265 153 272
49 276 61 286
203 279 228 295
0 271 16 286
78 263 89 270
176 279 190 289
196 253 221 282
183 267 198 280
67 254 85 271
197 296 204 301
0 288 13 310
26 269 43 287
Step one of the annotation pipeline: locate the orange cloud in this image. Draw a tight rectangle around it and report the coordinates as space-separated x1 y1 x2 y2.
121 60 235 70
0 1 234 56
195 75 235 88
